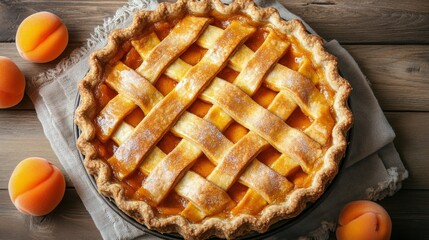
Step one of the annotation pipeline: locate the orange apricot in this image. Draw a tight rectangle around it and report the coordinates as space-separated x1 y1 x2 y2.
8 157 66 216
0 56 25 108
16 12 68 63
337 200 392 240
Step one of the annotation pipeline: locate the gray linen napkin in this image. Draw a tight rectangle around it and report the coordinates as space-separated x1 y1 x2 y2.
26 0 408 239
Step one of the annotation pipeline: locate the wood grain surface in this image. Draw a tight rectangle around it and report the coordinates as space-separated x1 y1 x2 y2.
0 0 428 239
0 190 100 239
1 0 428 43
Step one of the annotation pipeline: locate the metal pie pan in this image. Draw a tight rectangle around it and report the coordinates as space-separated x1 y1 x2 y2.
73 93 352 239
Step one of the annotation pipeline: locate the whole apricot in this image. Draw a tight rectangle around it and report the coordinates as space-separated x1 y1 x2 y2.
8 157 66 216
16 12 68 63
337 200 392 240
0 56 25 108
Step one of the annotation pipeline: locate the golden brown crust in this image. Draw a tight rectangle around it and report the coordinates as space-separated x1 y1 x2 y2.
74 0 353 239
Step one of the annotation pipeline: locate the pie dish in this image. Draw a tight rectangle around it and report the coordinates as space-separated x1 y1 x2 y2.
74 0 353 239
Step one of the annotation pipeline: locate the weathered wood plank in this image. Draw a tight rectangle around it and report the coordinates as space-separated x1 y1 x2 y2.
379 190 429 240
0 111 427 190
1 0 427 43
1 43 428 111
386 112 429 190
344 45 429 111
0 110 72 188
279 0 429 43
0 189 101 239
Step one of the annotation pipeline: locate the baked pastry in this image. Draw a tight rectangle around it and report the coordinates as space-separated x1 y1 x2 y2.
75 0 352 239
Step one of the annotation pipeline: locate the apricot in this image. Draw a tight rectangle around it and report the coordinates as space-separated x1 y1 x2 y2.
0 56 25 108
8 157 66 216
337 200 392 240
16 12 68 63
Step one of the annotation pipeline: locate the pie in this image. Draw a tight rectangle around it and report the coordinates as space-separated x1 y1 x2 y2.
75 0 353 239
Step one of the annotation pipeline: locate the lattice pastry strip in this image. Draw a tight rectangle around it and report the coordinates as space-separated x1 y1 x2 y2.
141 108 245 205
298 58 320 85
95 94 136 142
198 24 334 145
206 131 270 191
109 88 234 216
105 62 236 215
132 30 293 163
107 19 255 180
173 114 293 220
227 62 327 215
95 62 163 142
267 91 298 121
202 79 321 171
171 112 294 195
129 23 315 220
95 20 298 219
106 62 164 114
231 115 302 215
103 18 256 216
134 24 297 219
132 24 319 171
135 21 260 206
97 16 332 222
135 15 210 83
109 102 295 219
112 110 294 220
198 26 305 142
265 64 334 144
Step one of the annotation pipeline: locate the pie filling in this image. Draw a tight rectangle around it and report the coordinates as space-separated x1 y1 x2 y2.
92 13 335 222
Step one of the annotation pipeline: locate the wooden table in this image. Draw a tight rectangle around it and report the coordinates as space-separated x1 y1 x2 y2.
1 0 428 239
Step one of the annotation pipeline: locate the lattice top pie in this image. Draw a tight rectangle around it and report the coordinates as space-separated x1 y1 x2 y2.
75 0 352 239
